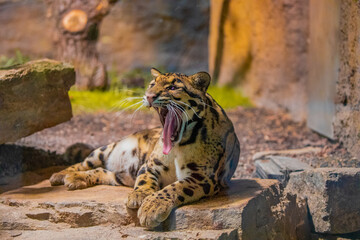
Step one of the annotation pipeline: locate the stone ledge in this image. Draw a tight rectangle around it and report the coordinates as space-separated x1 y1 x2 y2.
0 178 310 239
286 168 360 234
0 59 75 144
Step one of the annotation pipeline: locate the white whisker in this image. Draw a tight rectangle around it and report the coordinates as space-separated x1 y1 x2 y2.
170 100 189 124
130 104 145 123
173 100 201 119
115 101 143 116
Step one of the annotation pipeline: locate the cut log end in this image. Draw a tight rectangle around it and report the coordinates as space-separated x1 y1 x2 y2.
62 9 88 32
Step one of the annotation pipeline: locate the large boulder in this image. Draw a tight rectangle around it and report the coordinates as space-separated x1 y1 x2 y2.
0 178 310 239
286 168 360 234
0 59 75 144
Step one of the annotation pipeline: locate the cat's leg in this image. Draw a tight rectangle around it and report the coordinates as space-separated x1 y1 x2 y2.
50 142 117 186
63 167 127 190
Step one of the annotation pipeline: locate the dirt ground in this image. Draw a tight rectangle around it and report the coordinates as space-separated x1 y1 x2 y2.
15 107 359 179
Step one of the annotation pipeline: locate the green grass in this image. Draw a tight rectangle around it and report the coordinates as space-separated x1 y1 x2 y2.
0 50 30 68
69 88 145 114
69 86 252 114
207 86 252 109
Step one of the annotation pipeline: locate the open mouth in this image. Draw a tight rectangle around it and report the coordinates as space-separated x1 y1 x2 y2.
154 106 183 155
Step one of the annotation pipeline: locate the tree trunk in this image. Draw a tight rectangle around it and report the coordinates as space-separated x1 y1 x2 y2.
45 0 117 90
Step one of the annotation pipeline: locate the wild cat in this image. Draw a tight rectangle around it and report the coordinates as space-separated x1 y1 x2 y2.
50 68 240 228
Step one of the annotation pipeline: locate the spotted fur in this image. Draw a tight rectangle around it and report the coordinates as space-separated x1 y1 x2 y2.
49 68 240 228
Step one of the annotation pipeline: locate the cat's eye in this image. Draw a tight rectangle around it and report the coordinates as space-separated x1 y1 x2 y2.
168 86 178 90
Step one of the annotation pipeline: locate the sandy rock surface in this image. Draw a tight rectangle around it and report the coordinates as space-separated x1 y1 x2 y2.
0 178 309 239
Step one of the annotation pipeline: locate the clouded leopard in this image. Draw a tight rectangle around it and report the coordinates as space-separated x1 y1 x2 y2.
50 68 240 228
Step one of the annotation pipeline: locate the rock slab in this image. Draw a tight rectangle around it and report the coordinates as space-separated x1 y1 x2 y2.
0 59 75 144
0 178 310 239
286 168 360 234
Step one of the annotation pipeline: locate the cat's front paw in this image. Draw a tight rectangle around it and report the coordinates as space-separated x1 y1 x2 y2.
137 194 174 228
126 189 153 209
64 172 88 190
49 172 66 186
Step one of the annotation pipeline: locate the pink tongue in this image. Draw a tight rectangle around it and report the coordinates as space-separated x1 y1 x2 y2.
163 111 176 155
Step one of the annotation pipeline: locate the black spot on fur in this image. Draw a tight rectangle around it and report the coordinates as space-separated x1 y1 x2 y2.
147 168 159 178
103 169 107 173
138 180 146 186
209 174 217 185
143 134 149 140
210 107 220 122
89 152 94 157
191 173 205 181
188 177 197 183
200 183 211 194
201 127 208 142
100 146 107 151
188 99 197 107
179 119 204 146
183 87 202 100
197 104 204 111
115 173 124 185
187 163 199 171
141 153 147 165
96 178 99 183
178 195 185 202
129 165 137 180
206 96 213 106
183 188 194 196
153 158 163 166
99 153 104 165
137 167 146 176
132 149 137 157
163 165 169 171
87 161 94 168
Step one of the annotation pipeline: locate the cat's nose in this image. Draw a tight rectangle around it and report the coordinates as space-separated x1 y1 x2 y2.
146 93 156 106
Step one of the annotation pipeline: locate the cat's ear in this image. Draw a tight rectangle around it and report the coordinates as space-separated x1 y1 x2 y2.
190 72 211 92
150 68 162 78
